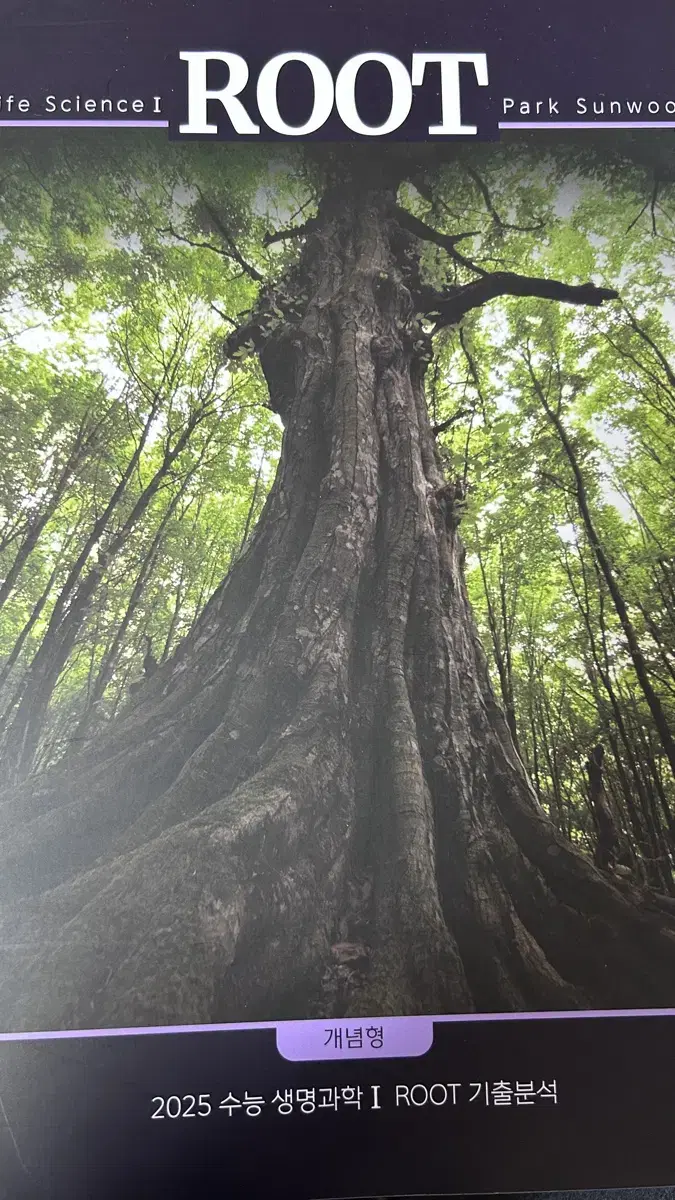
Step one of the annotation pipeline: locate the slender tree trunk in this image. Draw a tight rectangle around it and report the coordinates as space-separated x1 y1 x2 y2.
73 461 208 743
1 399 215 779
238 437 270 553
0 170 675 1032
498 556 521 757
586 665 649 881
0 415 99 614
633 594 675 689
563 545 663 881
524 634 544 803
0 397 162 773
535 695 566 832
531 363 675 782
477 548 521 756
0 545 72 700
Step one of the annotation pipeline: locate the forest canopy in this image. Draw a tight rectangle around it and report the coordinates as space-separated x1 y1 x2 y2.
1 135 673 881
1 134 675 1030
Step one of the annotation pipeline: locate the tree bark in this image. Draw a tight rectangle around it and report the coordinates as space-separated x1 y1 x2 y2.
0 169 674 1033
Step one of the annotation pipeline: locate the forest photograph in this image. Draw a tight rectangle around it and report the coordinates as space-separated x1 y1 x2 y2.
0 133 675 1030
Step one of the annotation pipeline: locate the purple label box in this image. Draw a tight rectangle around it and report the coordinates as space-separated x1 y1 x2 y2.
276 1016 435 1061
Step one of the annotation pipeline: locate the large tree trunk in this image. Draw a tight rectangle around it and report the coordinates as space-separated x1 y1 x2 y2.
1 167 675 1032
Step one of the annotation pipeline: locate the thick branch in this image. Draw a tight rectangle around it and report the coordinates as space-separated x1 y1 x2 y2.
264 218 317 247
432 409 471 437
394 206 478 251
221 318 265 360
420 272 619 329
394 206 484 275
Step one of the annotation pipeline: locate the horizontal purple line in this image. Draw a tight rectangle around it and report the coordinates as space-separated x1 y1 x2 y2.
2 118 667 133
0 119 168 128
0 1007 673 1044
436 1007 675 1021
499 121 675 130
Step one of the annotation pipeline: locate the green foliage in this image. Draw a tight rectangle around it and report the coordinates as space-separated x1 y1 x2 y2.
1 132 674 891
0 134 293 765
422 143 675 884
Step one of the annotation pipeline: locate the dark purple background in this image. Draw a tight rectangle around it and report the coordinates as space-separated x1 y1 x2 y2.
2 1016 675 1197
1 6 674 1196
0 0 674 136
